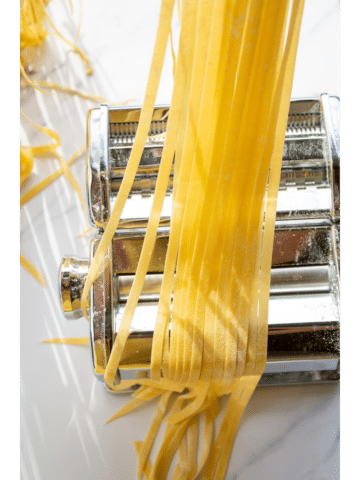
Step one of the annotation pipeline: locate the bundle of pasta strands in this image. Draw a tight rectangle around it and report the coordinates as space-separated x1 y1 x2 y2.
20 0 92 88
80 0 304 478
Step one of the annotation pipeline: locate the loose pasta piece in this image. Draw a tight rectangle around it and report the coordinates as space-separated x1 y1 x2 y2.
20 144 85 207
20 254 46 287
20 148 34 186
42 337 90 345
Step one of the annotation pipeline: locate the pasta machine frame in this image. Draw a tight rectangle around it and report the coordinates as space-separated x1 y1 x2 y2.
59 94 340 389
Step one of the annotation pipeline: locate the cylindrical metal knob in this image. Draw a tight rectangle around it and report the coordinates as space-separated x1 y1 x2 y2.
59 256 89 319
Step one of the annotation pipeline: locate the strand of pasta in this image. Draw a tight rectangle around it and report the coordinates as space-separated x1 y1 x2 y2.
41 336 89 345
74 0 82 43
30 80 133 105
176 430 189 477
168 0 216 384
185 413 199 478
20 0 48 50
20 144 85 207
190 399 219 479
240 0 304 382
150 0 198 382
134 441 153 480
81 0 176 327
150 392 221 479
51 151 88 214
170 409 199 479
198 0 254 385
136 390 173 479
20 254 47 286
172 0 240 388
229 0 289 379
20 148 34 186
230 0 290 384
20 110 60 154
37 0 93 75
255 0 305 375
175 0 235 387
199 0 264 384
20 64 51 95
173 0 229 386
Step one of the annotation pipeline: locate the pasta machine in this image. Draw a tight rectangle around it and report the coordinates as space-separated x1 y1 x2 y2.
59 94 340 388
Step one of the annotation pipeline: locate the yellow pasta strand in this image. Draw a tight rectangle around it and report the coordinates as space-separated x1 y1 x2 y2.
136 390 172 479
20 144 85 207
20 148 34 186
151 0 198 382
105 389 164 424
20 63 51 95
52 151 88 215
20 254 46 286
42 337 90 345
76 225 93 237
20 110 60 154
134 441 153 480
31 80 134 105
20 0 48 50
41 4 93 75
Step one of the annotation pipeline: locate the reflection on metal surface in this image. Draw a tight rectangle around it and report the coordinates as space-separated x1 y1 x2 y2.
111 225 335 274
59 256 89 319
113 265 332 304
89 239 116 381
86 106 111 228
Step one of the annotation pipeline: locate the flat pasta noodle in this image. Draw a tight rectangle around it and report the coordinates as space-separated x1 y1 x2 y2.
20 148 34 186
136 390 173 479
20 110 60 154
20 144 85 207
51 151 88 214
31 80 133 105
20 254 46 286
42 336 90 345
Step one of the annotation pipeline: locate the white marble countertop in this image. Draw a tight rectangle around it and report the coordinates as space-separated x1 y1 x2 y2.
20 1 340 479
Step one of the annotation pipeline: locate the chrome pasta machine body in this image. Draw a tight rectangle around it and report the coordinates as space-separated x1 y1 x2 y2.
59 94 340 388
